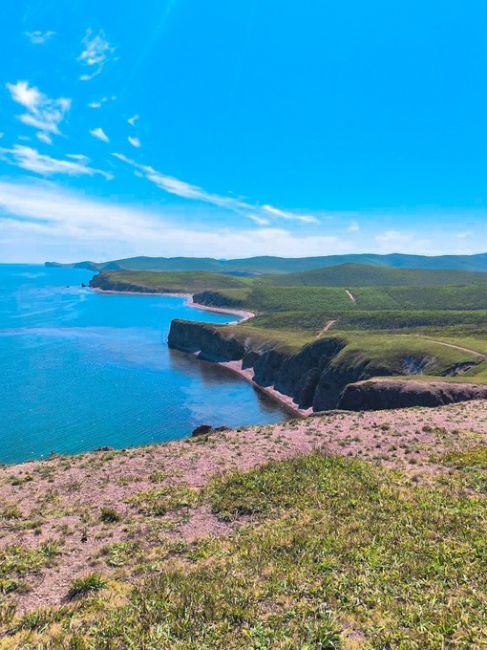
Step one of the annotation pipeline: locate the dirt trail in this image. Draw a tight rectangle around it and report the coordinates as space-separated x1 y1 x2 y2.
345 289 356 304
318 319 337 336
424 338 487 359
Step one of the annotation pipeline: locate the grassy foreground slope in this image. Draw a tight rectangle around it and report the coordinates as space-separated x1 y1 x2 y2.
1 403 486 648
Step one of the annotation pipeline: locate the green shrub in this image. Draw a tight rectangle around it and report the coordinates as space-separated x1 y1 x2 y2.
99 507 121 523
68 573 107 600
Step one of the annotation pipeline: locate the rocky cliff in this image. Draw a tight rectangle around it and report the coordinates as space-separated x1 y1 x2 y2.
90 273 162 293
168 320 487 412
192 290 245 310
338 379 487 410
168 320 245 362
169 320 393 410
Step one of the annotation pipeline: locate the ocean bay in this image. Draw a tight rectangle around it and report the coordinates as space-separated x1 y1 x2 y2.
0 265 286 463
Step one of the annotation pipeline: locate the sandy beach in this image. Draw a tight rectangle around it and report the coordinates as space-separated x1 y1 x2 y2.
91 287 255 322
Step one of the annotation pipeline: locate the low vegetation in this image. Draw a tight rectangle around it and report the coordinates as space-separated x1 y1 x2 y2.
67 573 107 600
92 263 487 389
5 448 486 647
90 269 249 294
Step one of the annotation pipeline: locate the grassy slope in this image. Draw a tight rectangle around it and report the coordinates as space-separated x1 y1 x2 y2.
91 266 487 384
264 263 487 287
196 283 487 313
4 442 486 648
90 270 250 293
230 323 487 376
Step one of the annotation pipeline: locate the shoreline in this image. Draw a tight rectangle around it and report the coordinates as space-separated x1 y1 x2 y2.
218 359 311 418
90 287 255 322
91 286 301 417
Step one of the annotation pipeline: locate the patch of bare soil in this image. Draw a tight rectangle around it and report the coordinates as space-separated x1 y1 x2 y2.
1 400 487 614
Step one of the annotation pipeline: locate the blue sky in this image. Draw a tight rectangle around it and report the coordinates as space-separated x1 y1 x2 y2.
1 1 487 262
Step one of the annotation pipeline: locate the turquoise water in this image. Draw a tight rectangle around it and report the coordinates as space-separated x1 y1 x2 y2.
0 265 286 464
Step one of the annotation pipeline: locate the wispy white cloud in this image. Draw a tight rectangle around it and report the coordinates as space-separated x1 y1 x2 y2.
128 136 141 148
6 81 71 139
113 153 320 226
0 145 112 179
374 229 433 254
36 131 52 145
66 153 89 162
128 114 139 126
348 220 360 232
25 30 55 45
89 127 110 143
261 204 320 224
375 230 415 245
0 181 350 263
248 214 270 226
78 29 115 81
88 96 115 109
113 153 246 207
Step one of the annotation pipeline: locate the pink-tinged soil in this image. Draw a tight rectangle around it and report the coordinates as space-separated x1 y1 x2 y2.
1 399 487 615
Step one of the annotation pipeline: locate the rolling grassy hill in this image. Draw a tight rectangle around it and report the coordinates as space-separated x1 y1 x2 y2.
90 264 487 389
264 263 487 287
90 270 250 294
47 251 487 274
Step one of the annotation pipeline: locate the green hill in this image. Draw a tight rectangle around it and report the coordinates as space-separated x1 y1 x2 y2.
46 252 487 274
90 270 249 293
264 263 487 287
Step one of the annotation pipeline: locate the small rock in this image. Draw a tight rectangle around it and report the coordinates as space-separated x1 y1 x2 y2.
191 425 214 437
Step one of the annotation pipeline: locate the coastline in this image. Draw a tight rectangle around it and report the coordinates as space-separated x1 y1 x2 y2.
90 287 255 322
218 359 311 418
91 286 302 417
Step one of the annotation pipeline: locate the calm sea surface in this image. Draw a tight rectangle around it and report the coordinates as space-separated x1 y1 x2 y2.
0 265 287 464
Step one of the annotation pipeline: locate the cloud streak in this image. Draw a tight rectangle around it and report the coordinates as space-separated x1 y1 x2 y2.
25 30 55 44
78 29 115 80
6 81 71 140
0 145 112 179
90 127 110 143
113 153 320 226
0 180 349 263
128 136 141 148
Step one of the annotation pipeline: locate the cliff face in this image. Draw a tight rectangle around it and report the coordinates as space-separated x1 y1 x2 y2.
338 379 487 410
192 291 245 309
168 320 487 412
249 338 348 409
168 320 245 362
90 274 161 293
169 320 390 410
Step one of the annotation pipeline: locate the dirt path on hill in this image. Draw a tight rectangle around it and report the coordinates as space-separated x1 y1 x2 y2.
318 319 337 336
345 289 356 303
424 338 487 359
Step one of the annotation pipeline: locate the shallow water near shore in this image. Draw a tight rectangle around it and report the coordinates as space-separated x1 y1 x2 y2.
0 264 287 464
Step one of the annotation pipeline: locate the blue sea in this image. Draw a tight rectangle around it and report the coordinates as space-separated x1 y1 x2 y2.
0 265 286 464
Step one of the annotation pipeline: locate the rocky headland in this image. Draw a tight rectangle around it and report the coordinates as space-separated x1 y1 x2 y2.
168 319 487 413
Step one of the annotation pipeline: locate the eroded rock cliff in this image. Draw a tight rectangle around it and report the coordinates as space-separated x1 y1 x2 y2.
169 320 487 412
